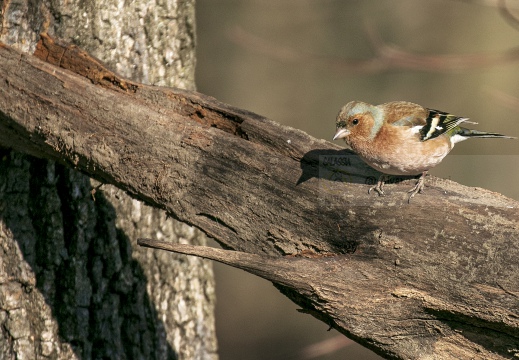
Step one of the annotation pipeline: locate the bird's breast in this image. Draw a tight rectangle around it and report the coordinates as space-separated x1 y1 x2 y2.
349 128 452 175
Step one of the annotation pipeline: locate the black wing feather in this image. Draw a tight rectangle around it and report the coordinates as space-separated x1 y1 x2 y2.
419 109 468 141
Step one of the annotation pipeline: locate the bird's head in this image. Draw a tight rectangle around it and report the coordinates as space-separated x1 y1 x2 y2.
333 101 379 143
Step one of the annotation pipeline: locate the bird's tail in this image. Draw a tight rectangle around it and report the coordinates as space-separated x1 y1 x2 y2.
457 128 516 139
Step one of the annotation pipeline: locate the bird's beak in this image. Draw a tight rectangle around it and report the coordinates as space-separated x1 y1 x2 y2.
333 128 350 140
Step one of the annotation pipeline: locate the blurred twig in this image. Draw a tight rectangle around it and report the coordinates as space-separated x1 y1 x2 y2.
456 0 519 9
227 23 519 73
498 0 519 31
484 87 519 112
298 335 354 359
227 26 385 73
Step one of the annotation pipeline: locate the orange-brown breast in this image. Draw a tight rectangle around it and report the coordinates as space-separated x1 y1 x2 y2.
349 123 453 175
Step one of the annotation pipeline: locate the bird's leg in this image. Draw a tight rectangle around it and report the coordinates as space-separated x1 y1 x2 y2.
368 174 389 196
407 171 427 202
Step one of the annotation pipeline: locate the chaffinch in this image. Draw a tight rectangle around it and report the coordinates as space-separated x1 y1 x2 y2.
333 101 516 202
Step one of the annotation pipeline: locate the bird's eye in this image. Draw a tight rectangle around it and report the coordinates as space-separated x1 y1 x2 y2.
352 118 359 125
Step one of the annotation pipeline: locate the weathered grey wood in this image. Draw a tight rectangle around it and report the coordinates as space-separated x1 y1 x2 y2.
0 39 518 359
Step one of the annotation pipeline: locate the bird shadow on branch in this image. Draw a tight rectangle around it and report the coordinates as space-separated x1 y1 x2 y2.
297 148 415 187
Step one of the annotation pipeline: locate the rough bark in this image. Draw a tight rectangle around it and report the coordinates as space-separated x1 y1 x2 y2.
0 1 216 359
1 35 518 360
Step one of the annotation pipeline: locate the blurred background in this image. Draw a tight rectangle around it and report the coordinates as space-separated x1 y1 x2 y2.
195 1 519 359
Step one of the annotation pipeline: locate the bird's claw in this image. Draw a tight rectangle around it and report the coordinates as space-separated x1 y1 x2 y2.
407 176 425 203
369 177 386 196
368 184 385 196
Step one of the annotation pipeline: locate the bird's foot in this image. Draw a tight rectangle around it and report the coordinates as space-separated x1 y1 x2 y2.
368 175 387 196
407 171 427 203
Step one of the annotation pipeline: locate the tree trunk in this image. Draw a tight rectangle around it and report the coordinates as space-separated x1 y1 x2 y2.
0 1 217 359
1 34 518 359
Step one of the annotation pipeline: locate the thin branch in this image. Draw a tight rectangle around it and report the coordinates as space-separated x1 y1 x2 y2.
298 335 354 360
228 23 519 73
484 87 519 112
498 0 519 31
457 0 519 9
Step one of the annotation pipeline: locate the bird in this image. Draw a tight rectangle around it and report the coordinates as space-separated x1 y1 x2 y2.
332 101 515 202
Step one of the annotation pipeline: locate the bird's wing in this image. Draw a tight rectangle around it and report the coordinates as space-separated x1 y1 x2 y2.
381 102 471 142
419 109 471 141
381 102 428 127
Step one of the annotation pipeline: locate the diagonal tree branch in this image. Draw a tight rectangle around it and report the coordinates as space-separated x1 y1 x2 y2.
1 36 518 359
